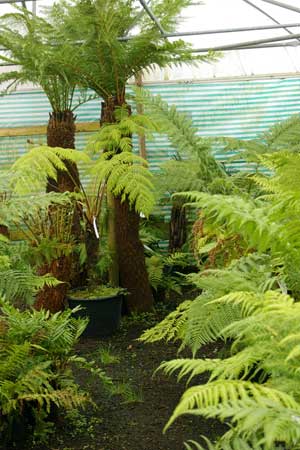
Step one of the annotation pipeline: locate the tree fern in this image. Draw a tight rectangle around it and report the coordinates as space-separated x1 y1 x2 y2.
0 5 96 112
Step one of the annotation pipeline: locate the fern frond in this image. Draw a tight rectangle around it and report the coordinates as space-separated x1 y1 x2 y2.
139 300 191 343
9 145 90 194
91 152 155 216
165 379 300 430
133 87 225 181
0 269 60 304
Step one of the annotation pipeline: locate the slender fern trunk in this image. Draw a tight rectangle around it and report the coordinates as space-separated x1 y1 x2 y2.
35 110 83 313
169 201 187 253
101 97 154 313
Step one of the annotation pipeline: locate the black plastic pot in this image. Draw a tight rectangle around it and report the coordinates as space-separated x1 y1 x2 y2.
67 292 123 338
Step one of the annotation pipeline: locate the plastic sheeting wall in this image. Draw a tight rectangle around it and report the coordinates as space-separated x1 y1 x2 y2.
1 76 300 173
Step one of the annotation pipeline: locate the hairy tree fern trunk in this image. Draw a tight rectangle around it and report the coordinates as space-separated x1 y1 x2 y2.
35 255 72 313
0 225 9 238
169 201 187 253
35 110 83 312
101 97 154 313
46 110 78 192
114 197 153 312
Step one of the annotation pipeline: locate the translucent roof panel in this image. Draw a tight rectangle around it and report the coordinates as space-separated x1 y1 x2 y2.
1 0 300 81
174 0 300 50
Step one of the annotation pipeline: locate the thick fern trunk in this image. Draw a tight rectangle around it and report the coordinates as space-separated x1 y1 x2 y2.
35 256 72 313
169 202 187 253
46 110 79 192
35 110 83 312
0 225 9 238
101 97 154 313
114 197 154 312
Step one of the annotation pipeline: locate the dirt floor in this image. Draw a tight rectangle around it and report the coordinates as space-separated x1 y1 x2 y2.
23 305 226 450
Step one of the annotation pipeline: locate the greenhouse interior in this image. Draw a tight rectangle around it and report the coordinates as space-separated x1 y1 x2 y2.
2 0 300 449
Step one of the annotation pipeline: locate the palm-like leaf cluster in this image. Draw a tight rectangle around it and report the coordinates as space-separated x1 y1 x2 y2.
0 6 89 111
46 0 214 102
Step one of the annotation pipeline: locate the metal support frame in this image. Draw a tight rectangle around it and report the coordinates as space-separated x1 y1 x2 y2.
260 0 300 14
119 22 300 41
133 0 300 52
0 0 36 3
0 0 299 56
138 0 165 34
192 32 300 53
242 0 298 39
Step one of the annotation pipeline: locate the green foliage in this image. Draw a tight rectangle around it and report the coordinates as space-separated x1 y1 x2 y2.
0 192 77 265
158 290 300 449
68 285 123 299
141 252 279 352
0 300 113 444
184 437 273 450
154 159 209 200
140 299 191 344
91 152 155 217
146 251 189 295
0 239 60 305
134 87 225 182
0 5 95 111
111 381 144 404
0 268 60 305
175 150 300 295
46 0 215 101
143 118 300 449
8 145 90 195
219 113 300 166
87 109 160 154
94 345 120 365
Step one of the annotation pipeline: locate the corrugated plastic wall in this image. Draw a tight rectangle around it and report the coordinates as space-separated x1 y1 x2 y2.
1 76 300 172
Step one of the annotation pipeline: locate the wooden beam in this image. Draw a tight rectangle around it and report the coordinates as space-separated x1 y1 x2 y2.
0 121 100 137
135 73 147 160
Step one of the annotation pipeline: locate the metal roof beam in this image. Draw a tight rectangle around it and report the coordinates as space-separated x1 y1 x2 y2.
163 22 300 37
260 0 300 14
242 0 299 40
192 41 300 52
138 0 166 35
191 32 300 52
0 0 36 3
118 22 300 41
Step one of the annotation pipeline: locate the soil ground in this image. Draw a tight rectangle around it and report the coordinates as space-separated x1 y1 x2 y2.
21 305 226 450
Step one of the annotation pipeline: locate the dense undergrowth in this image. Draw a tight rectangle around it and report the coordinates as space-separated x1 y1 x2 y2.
0 3 300 445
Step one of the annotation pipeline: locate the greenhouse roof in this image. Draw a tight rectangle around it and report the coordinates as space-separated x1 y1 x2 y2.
1 0 300 80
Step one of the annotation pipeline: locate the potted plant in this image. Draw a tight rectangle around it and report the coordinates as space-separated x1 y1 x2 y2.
3 113 156 331
67 285 125 337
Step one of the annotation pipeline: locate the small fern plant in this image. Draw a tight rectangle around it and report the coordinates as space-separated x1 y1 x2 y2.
0 299 113 446
0 236 60 305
